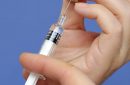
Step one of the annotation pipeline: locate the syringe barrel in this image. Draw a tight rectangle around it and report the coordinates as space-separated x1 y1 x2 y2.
25 25 63 85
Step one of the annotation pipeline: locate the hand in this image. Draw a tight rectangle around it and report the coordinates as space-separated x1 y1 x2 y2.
20 0 130 84
20 53 95 85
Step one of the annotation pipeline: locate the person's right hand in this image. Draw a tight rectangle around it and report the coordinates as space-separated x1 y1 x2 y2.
22 0 130 84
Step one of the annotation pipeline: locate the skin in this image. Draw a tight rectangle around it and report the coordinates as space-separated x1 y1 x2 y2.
20 0 130 85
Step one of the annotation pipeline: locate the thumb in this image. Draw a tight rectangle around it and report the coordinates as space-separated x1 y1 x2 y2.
20 53 95 85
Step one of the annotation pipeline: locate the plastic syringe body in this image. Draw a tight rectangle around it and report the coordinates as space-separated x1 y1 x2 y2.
25 16 66 85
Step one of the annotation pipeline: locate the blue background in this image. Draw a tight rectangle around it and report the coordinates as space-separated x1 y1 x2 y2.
0 0 129 85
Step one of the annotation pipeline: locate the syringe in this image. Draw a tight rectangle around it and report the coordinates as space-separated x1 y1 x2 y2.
24 16 66 85
24 0 72 85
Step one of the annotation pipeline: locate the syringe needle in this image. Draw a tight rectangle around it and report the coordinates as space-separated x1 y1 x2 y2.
63 0 72 16
58 15 67 26
58 0 72 26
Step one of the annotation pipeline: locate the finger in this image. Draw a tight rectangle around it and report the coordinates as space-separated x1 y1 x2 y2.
95 0 130 64
61 0 86 30
75 3 122 67
20 53 95 85
94 0 130 44
95 0 130 20
89 0 130 54
75 3 122 83
75 3 122 34
20 53 74 81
